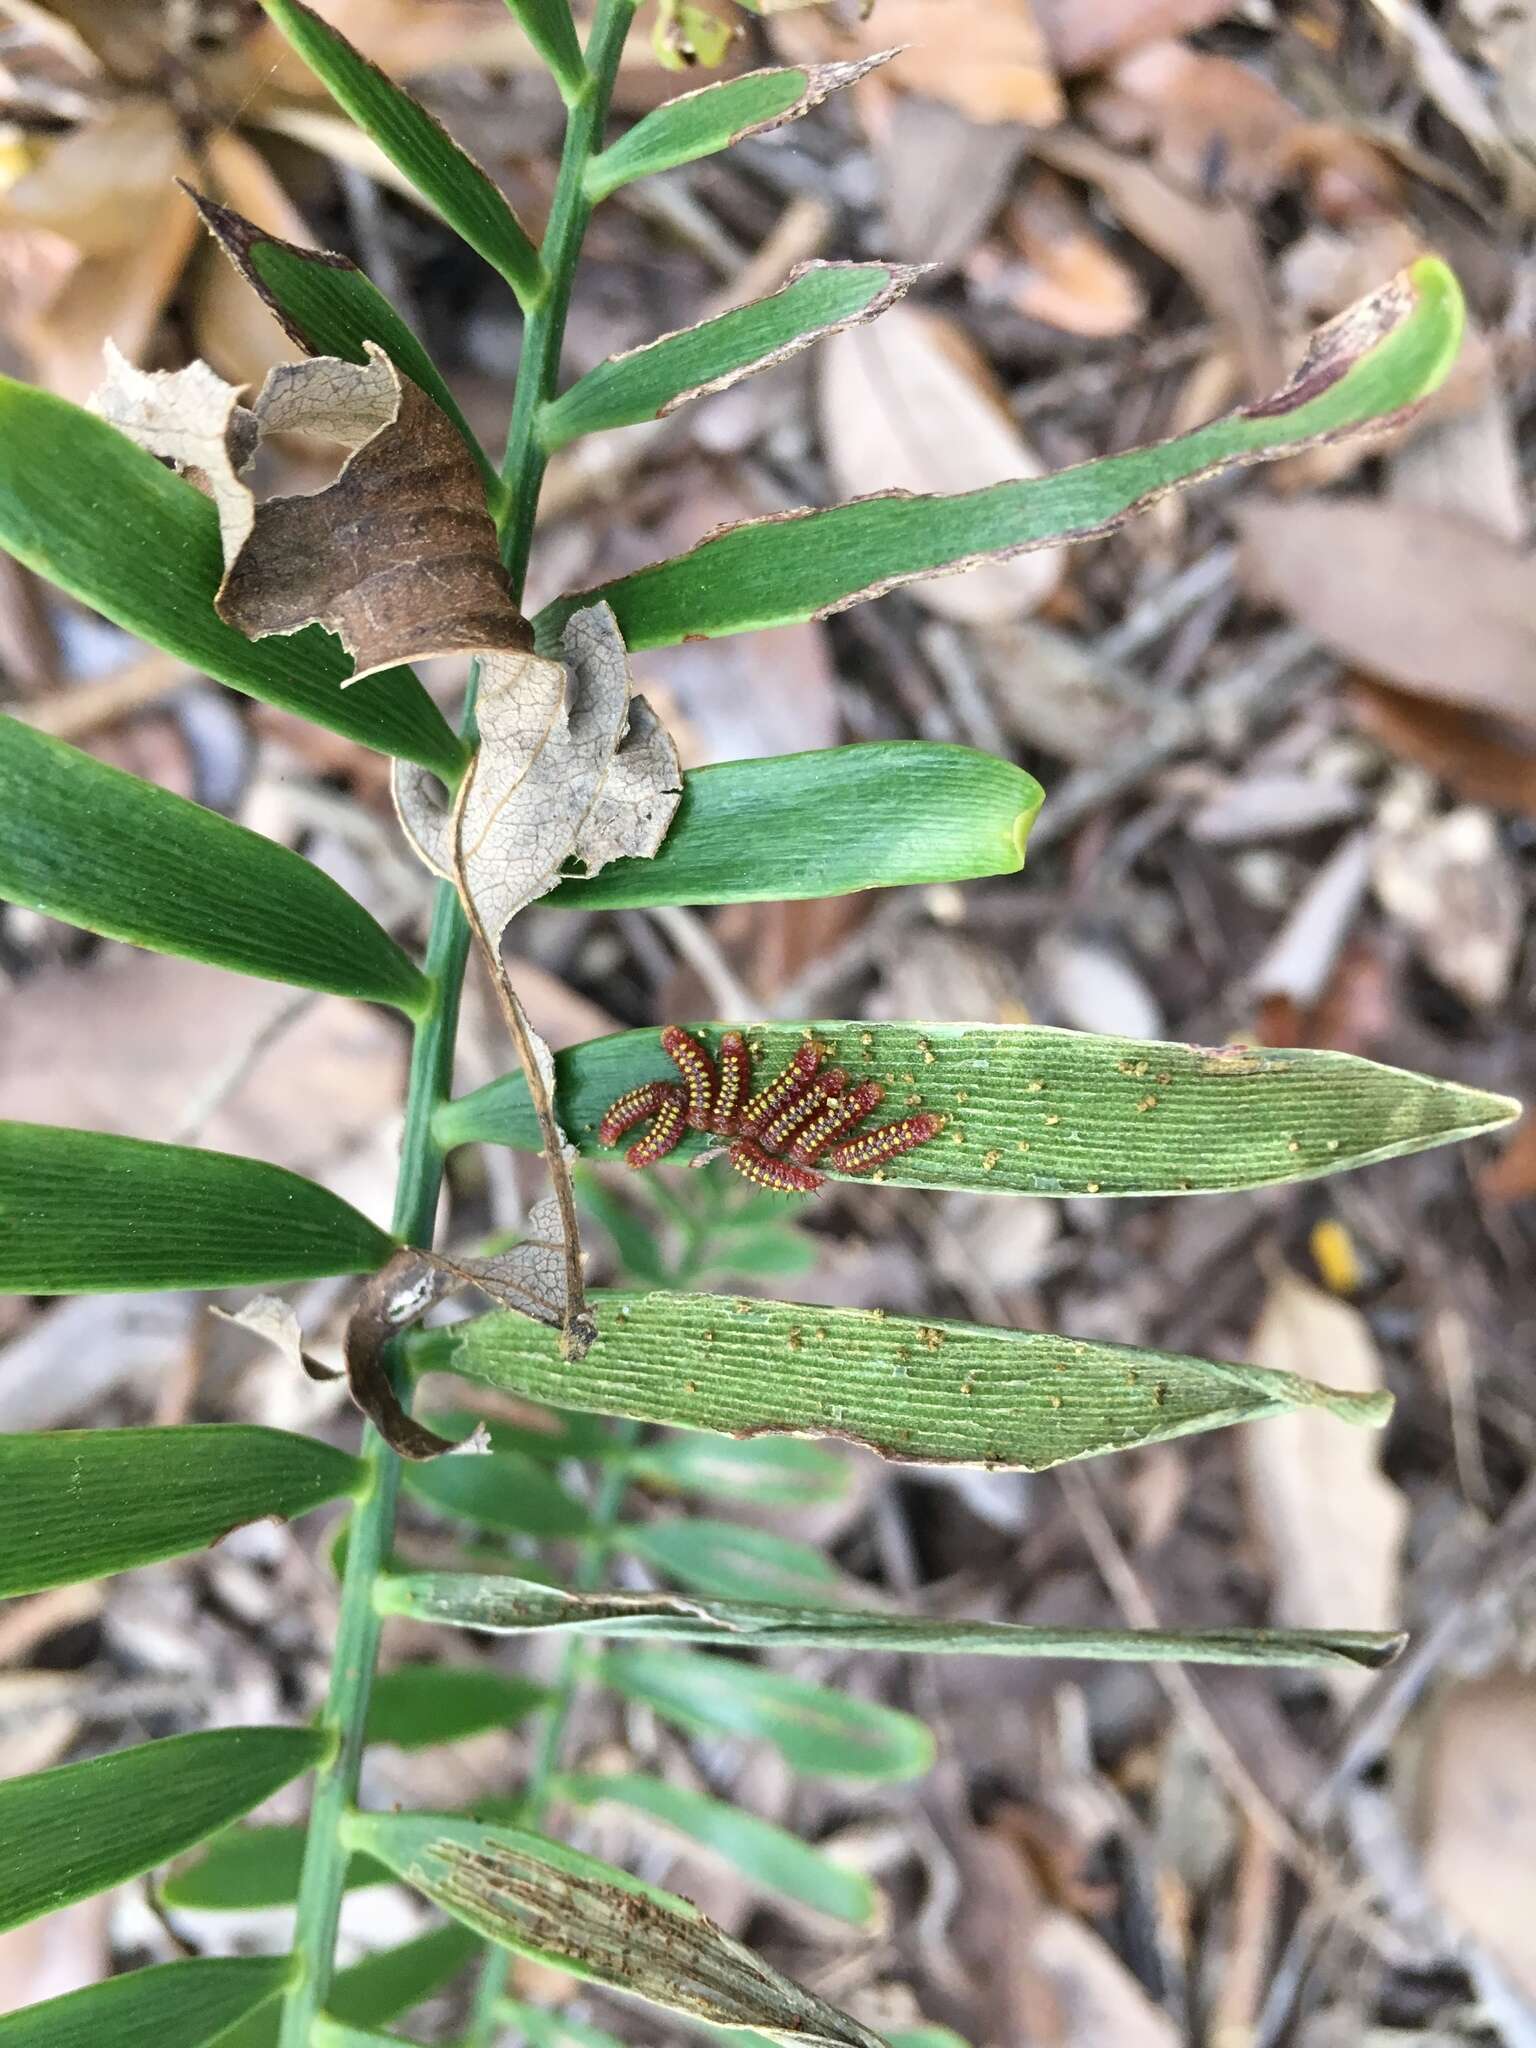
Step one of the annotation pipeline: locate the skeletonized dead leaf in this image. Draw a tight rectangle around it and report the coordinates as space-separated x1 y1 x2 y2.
393 602 680 939
1240 1264 1405 1699
817 303 1064 625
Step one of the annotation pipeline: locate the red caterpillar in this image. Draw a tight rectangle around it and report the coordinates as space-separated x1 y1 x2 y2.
599 1028 943 1193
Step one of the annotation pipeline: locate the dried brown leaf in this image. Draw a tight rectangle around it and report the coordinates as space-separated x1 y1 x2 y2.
1088 39 1301 201
1418 1671 1536 2001
1373 804 1521 1011
211 1296 339 1383
1240 1266 1405 1699
342 1209 578 1459
772 0 1063 125
1236 499 1536 734
1033 128 1282 394
1352 679 1536 822
90 340 527 680
1034 0 1236 76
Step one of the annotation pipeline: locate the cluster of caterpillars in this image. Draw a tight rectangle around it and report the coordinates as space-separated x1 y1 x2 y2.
597 1026 944 1194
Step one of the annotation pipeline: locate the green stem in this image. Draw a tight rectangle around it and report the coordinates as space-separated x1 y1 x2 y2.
278 887 469 2048
498 0 638 596
280 9 637 2040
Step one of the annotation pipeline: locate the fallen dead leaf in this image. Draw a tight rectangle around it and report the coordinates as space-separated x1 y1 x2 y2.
1088 38 1301 201
994 170 1146 338
1033 128 1283 394
1477 1109 1536 1207
1372 804 1521 1011
1240 1264 1405 1700
1416 1670 1536 2001
1351 679 1536 822
0 947 401 1188
1236 500 1536 735
1033 0 1237 77
972 618 1145 762
0 74 201 399
772 0 1063 125
817 302 1065 625
875 95 1031 268
1029 1910 1180 2046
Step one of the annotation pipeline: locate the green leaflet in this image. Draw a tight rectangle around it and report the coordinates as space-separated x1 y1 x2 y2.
0 1124 397 1293
534 260 1465 650
402 1447 596 1538
159 1826 391 1911
0 1727 327 1932
622 1517 851 1603
189 192 498 498
312 2026 422 2048
212 1923 479 2048
424 1288 1390 1469
364 1662 553 1749
257 0 543 302
586 59 888 201
541 263 919 448
630 1433 848 1507
557 1771 881 1927
495 2005 625 2048
0 379 464 779
503 0 586 101
435 1020 1516 1197
600 1648 934 1781
539 744 1037 910
343 1811 885 2047
378 1575 1404 1671
0 719 428 1013
0 1427 365 1596
0 1957 293 2048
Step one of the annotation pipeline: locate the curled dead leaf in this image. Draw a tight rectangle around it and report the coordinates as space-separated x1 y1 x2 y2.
89 340 526 680
345 1200 584 1458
